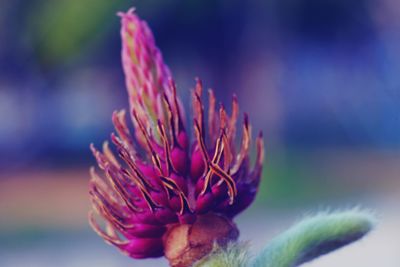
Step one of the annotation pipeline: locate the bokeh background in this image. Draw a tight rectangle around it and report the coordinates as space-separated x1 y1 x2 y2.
0 0 399 266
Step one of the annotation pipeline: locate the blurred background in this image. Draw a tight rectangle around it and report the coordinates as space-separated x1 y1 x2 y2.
0 0 399 266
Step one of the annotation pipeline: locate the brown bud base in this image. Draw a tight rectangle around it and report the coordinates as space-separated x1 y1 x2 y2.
163 213 239 267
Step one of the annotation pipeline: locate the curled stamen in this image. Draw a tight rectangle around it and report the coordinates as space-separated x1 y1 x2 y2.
92 195 135 233
158 176 186 199
194 120 210 164
112 110 135 155
132 110 163 174
90 143 110 170
193 79 205 137
110 133 154 191
231 114 251 175
218 107 234 170
219 104 228 131
170 79 185 133
255 131 264 168
211 131 225 164
90 167 121 203
90 184 129 227
209 163 237 204
200 133 225 196
178 192 193 215
102 141 120 168
157 120 176 174
89 211 129 246
195 77 203 95
138 185 161 212
104 166 142 213
208 89 218 142
221 132 233 172
162 93 176 146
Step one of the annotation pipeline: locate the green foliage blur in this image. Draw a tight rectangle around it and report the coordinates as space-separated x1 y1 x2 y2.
26 0 128 66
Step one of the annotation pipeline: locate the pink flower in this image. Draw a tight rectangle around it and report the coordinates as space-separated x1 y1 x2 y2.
89 8 264 266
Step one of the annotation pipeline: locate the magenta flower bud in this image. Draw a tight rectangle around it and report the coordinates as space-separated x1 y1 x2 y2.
89 8 264 266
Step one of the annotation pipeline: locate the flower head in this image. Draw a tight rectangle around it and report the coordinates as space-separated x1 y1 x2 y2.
89 8 264 266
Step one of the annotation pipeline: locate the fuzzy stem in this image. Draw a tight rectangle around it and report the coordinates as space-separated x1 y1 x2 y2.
194 242 250 267
250 209 376 267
